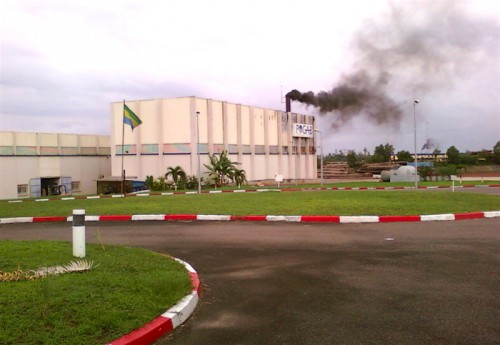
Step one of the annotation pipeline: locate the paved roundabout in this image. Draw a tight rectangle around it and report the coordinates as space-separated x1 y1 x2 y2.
0 186 499 345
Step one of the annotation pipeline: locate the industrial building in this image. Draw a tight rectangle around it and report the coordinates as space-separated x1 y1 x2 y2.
0 96 318 199
111 96 318 183
0 131 111 199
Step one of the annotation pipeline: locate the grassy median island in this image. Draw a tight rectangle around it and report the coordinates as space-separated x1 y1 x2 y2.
1 190 499 218
0 240 192 345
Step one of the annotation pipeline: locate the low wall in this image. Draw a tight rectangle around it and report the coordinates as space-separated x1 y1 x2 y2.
465 165 500 173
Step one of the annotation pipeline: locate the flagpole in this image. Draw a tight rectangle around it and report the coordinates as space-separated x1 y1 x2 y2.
121 100 125 196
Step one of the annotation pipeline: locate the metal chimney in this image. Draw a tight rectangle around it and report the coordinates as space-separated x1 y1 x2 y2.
285 95 291 113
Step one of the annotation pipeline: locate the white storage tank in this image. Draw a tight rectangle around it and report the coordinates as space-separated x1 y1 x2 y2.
390 165 419 183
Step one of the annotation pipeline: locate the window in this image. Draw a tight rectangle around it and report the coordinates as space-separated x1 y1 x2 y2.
255 145 265 154
228 144 238 154
17 184 28 196
116 145 136 155
163 143 191 154
141 144 159 155
81 147 98 155
241 145 251 154
72 181 81 192
213 144 225 153
292 138 298 154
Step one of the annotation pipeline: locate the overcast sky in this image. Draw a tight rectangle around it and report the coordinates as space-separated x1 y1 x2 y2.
0 0 499 154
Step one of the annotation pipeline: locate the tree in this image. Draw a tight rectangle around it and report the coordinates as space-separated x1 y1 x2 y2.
446 146 460 164
436 164 457 179
460 151 478 165
232 168 247 188
204 150 240 188
324 150 347 163
372 143 394 163
145 175 169 191
477 150 492 164
418 166 433 181
493 141 500 165
145 175 154 190
396 150 413 162
165 166 186 190
346 150 357 169
184 175 201 190
432 149 442 162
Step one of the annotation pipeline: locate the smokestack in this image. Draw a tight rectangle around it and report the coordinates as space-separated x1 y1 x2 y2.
285 95 291 113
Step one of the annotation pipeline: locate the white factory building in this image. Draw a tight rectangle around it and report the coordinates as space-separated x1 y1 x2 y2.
0 131 111 199
111 96 317 183
0 96 318 199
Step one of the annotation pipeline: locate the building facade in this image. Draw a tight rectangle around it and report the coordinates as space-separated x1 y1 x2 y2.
0 131 111 199
111 96 318 183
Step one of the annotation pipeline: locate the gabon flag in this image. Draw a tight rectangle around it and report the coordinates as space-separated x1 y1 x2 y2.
123 104 142 130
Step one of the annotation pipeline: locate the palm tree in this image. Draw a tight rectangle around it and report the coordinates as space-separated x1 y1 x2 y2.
232 168 247 188
145 175 155 190
204 154 222 188
204 150 240 188
165 166 186 190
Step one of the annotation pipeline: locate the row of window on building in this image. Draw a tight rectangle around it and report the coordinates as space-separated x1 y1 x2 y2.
0 146 110 156
116 144 316 155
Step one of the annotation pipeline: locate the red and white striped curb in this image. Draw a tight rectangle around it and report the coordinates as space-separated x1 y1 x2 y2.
1 211 499 224
106 258 200 345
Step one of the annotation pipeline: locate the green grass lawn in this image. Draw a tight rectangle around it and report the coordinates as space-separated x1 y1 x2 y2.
273 180 499 188
0 241 192 345
158 180 499 191
158 181 450 191
1 190 499 218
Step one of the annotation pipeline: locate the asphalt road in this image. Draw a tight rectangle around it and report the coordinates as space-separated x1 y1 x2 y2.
1 218 499 345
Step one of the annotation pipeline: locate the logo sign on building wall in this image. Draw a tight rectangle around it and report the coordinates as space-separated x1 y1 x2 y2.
292 123 313 138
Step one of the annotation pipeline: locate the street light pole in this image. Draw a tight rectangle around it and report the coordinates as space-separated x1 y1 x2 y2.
314 129 323 187
413 100 419 190
196 111 201 194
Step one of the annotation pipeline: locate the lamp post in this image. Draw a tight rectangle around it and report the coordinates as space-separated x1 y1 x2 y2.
413 100 420 190
196 111 201 194
314 129 323 187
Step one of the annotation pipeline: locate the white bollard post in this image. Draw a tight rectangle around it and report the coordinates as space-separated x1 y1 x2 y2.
72 209 86 258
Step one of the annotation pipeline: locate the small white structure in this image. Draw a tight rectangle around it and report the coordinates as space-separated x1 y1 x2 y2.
389 166 420 183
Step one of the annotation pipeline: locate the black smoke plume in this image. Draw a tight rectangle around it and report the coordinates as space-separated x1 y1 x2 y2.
286 71 402 130
287 1 498 131
421 138 436 152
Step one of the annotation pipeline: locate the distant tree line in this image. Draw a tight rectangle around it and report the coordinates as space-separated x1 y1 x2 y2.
322 141 500 178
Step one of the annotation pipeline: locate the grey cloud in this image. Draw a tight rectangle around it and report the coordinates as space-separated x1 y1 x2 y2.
287 1 499 133
1 41 200 133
